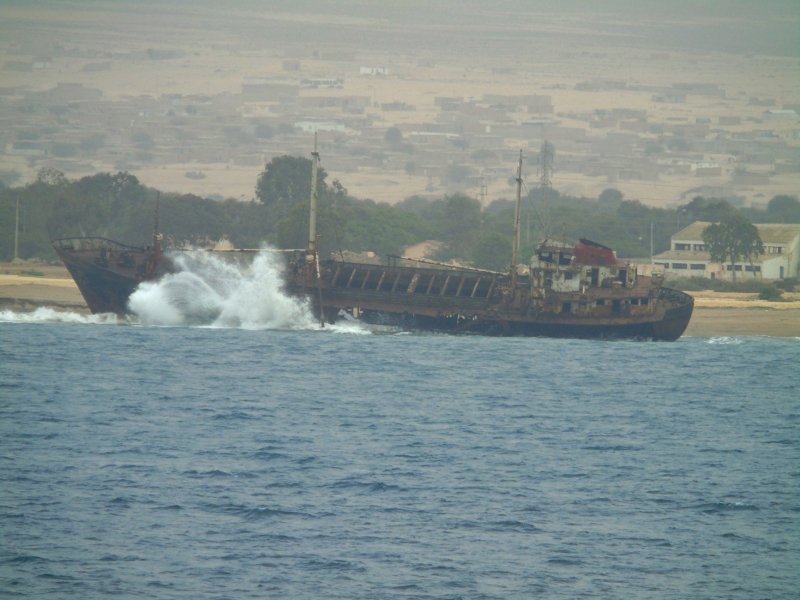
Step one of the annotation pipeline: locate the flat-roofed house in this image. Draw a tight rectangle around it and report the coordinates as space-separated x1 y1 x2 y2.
653 222 800 280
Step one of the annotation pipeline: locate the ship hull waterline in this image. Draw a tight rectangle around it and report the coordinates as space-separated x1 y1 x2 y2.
304 293 692 341
52 241 693 341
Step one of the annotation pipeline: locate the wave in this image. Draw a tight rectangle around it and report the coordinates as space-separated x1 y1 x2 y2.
694 501 760 514
127 250 376 334
706 336 744 345
0 307 121 325
128 250 317 330
1 250 373 334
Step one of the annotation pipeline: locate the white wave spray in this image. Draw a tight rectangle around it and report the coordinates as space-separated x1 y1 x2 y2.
0 307 121 325
128 250 366 332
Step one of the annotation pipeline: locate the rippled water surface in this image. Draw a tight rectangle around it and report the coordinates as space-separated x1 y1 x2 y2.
1 316 798 599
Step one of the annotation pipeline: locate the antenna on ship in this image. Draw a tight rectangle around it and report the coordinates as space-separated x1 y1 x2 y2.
153 192 162 255
307 132 325 327
308 132 319 257
511 149 524 289
540 140 554 189
535 140 555 241
148 192 163 276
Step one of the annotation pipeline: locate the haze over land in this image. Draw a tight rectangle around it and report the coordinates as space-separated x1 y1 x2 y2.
1 0 798 207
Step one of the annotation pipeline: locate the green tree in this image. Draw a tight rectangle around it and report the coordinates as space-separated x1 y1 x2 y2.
473 231 512 271
766 194 800 223
431 193 481 261
36 168 68 186
255 155 327 217
680 196 733 222
702 213 764 281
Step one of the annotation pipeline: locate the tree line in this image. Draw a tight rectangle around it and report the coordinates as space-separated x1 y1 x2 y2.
1 157 798 272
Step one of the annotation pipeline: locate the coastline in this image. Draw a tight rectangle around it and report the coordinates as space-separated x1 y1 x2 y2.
2 263 798 337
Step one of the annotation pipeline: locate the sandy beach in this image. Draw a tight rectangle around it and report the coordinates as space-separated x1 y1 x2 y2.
2 262 798 337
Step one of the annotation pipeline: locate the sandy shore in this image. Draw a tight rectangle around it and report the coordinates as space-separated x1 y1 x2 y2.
1 263 798 337
0 264 89 313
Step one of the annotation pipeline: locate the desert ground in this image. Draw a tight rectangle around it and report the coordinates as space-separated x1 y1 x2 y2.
1 2 798 206
2 262 798 337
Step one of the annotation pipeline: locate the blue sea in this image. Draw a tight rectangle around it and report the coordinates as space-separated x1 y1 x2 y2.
1 258 798 598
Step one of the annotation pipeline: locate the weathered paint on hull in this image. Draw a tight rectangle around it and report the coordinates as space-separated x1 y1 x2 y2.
352 311 688 341
360 314 682 339
302 294 694 341
53 241 693 340
55 249 141 315
330 301 692 341
294 270 694 341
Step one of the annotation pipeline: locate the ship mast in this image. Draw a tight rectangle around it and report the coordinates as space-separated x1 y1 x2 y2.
511 149 523 288
308 132 319 256
153 192 162 260
147 191 163 277
307 132 325 327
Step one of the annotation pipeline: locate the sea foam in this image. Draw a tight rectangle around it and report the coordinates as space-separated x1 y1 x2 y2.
128 250 335 331
0 307 120 325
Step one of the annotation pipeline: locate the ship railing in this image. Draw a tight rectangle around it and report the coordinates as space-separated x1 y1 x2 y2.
180 247 306 254
386 254 504 275
52 237 145 253
659 286 693 306
334 258 502 281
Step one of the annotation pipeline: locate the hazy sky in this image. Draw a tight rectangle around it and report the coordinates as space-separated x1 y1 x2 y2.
5 0 797 58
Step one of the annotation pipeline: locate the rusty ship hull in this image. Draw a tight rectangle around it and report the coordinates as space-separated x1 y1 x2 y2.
53 238 693 340
285 253 693 341
52 237 172 315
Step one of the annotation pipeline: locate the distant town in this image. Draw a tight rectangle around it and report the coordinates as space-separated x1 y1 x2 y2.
1 2 798 207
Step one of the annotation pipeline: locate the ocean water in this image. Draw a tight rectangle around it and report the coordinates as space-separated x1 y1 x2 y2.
1 256 798 599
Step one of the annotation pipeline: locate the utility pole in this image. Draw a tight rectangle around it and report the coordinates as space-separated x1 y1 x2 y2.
14 195 19 261
540 140 554 190
511 150 523 289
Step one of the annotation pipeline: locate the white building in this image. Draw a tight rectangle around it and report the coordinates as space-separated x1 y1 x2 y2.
653 222 800 281
359 66 389 77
